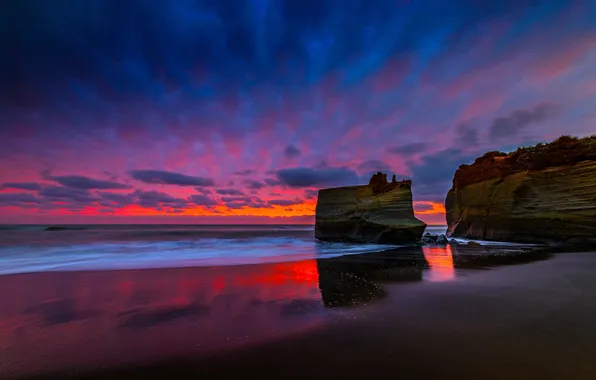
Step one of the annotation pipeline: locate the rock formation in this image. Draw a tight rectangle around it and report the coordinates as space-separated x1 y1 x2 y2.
315 172 426 244
446 135 596 244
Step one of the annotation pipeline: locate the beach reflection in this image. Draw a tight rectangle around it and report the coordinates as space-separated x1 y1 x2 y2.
0 261 324 378
0 244 548 378
422 245 456 282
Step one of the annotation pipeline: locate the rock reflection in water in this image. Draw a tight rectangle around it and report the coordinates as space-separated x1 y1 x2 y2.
316 247 427 307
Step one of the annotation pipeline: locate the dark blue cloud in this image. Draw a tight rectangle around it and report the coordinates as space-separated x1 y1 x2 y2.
195 187 213 194
133 190 187 209
387 143 429 155
303 189 318 199
410 149 477 201
130 170 214 187
234 169 256 176
264 178 282 186
454 121 479 147
0 193 40 206
276 166 361 188
268 199 298 206
0 0 553 138
1 0 595 221
48 175 131 190
216 188 245 196
356 160 393 174
284 145 301 158
220 195 269 209
189 194 218 207
244 180 266 189
1 182 43 191
489 103 559 140
39 186 100 203
98 192 134 205
413 202 435 213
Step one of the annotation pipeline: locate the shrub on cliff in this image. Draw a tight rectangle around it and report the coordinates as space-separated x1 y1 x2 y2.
508 135 596 170
454 135 596 188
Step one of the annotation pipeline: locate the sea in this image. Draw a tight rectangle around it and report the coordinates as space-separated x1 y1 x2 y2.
3 224 596 379
0 224 448 275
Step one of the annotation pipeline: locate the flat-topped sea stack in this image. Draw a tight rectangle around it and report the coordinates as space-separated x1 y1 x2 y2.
315 172 427 244
446 135 596 244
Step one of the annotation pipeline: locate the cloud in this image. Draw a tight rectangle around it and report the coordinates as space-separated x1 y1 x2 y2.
303 189 318 199
1 1 594 223
489 103 558 140
233 169 256 176
189 194 218 206
244 180 266 189
39 186 100 203
414 201 446 215
387 143 430 155
130 170 214 187
216 188 245 196
48 175 131 190
268 199 299 206
413 202 435 213
275 166 361 188
264 178 282 186
1 182 42 191
133 190 188 209
454 120 479 147
284 145 301 158
220 196 255 203
98 192 134 205
0 193 40 206
410 149 477 201
356 160 393 174
220 196 269 209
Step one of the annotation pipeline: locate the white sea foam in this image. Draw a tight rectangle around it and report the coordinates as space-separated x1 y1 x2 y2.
446 237 539 247
0 236 399 275
423 226 539 247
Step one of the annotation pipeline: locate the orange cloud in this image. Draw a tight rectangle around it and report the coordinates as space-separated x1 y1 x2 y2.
413 201 446 215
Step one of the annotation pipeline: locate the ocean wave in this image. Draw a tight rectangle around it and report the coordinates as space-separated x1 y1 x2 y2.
44 226 89 231
447 237 540 247
0 236 398 275
0 225 315 248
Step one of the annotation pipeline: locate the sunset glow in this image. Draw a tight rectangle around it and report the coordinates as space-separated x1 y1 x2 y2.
422 245 456 282
1 1 595 224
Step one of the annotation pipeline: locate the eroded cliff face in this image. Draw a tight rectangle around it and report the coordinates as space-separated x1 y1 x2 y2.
315 172 426 244
446 136 596 244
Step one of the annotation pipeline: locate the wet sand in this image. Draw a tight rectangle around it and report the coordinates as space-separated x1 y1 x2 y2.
2 246 596 379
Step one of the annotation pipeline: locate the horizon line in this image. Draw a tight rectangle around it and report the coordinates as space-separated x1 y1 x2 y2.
0 223 449 226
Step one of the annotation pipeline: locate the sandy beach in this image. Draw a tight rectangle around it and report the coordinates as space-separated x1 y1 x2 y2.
2 246 596 379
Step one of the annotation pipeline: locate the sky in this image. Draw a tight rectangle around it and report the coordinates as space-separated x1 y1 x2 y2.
1 0 595 225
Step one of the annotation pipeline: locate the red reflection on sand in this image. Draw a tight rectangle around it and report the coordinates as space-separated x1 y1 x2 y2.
0 260 324 378
236 261 319 287
422 245 456 282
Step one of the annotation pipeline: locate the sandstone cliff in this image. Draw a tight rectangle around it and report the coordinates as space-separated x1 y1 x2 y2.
446 136 596 244
315 172 426 244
